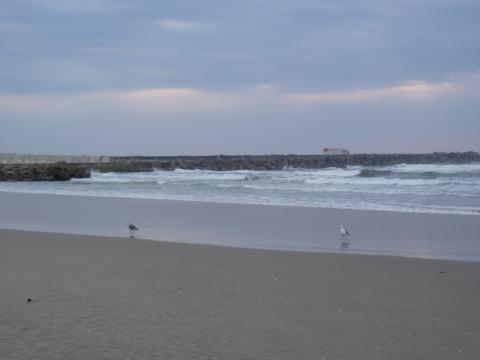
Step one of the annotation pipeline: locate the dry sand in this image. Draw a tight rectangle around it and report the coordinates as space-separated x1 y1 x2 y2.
1 229 480 359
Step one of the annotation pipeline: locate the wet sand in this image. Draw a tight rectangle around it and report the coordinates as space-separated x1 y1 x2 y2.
1 229 479 359
1 192 480 261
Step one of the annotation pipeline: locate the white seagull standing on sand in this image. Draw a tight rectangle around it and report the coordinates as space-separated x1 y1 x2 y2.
339 225 351 251
340 226 350 237
128 223 139 238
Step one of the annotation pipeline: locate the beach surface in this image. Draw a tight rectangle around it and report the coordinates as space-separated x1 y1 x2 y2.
1 229 479 359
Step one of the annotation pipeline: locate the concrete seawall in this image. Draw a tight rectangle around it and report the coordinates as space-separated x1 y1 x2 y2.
0 154 110 165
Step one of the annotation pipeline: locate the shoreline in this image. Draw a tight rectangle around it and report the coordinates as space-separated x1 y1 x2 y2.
1 228 480 359
1 191 479 262
2 226 480 265
2 227 480 264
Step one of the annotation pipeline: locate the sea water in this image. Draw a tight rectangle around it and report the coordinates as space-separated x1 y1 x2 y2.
1 163 479 215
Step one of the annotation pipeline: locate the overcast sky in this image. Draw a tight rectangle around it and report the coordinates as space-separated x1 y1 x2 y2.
1 0 479 155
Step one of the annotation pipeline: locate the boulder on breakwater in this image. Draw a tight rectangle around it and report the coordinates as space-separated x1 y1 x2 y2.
0 162 90 181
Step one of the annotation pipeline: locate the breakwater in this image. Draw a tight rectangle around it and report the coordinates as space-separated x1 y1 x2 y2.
1 152 479 180
98 152 480 172
0 163 90 181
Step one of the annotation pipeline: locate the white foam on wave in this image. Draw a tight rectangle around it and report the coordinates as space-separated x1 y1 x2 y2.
280 167 360 180
242 181 477 197
72 169 249 184
1 187 479 216
72 171 160 184
169 169 249 181
382 162 480 174
304 176 446 186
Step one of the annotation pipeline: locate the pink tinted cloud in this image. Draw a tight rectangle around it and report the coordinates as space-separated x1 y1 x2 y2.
0 88 234 116
285 80 456 104
0 76 471 118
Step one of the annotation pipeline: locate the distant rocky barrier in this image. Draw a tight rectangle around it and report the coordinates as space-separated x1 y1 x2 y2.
1 152 479 180
100 152 480 172
0 163 90 181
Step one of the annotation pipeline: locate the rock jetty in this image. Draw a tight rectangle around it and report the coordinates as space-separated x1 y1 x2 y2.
99 152 480 172
2 152 479 180
0 162 90 181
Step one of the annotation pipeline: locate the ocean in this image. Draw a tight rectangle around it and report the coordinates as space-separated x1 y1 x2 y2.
1 163 479 215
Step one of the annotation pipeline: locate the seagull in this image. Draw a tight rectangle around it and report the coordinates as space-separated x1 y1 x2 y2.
339 226 351 251
340 226 351 237
127 223 139 238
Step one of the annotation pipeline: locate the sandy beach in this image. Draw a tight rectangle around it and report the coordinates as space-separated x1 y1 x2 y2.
1 228 479 359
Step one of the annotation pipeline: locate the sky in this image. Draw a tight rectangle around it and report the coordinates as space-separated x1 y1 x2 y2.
0 0 479 155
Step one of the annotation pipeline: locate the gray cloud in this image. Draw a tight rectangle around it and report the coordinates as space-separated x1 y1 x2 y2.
2 0 479 93
0 0 479 154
